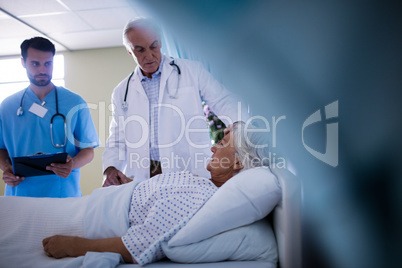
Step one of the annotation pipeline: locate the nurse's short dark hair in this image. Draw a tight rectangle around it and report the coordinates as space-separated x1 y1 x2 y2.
20 37 55 62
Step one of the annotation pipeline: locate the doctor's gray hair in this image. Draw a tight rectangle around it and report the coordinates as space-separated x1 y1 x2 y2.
122 17 162 51
231 121 270 170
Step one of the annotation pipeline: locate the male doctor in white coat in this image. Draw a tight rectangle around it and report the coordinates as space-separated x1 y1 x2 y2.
102 18 249 186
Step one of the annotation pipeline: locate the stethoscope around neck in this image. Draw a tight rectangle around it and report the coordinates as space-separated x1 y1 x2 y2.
121 59 181 111
17 87 67 149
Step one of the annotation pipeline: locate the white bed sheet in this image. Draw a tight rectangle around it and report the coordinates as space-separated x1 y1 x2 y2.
0 182 136 268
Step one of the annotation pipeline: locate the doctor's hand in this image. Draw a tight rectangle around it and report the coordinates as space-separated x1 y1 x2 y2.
46 155 73 178
2 167 25 187
102 166 132 187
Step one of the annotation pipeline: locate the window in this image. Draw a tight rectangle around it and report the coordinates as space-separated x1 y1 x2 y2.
0 55 64 103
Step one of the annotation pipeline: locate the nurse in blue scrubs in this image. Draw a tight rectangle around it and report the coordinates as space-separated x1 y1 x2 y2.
0 37 99 197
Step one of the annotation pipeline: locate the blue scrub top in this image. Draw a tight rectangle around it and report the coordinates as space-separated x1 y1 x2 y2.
0 86 100 197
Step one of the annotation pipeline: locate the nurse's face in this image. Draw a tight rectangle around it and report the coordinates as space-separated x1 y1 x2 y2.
126 27 162 78
22 47 53 87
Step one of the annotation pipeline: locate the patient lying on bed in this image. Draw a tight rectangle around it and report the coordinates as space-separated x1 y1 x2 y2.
0 122 281 267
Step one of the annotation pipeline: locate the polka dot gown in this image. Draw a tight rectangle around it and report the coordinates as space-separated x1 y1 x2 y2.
122 171 217 265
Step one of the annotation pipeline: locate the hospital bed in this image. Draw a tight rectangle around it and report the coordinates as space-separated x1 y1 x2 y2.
137 167 302 268
0 167 301 268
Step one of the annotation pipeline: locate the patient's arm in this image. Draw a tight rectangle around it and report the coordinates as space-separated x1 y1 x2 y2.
42 235 135 264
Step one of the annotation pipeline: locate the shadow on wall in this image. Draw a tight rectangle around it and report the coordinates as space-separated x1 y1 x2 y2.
137 0 402 267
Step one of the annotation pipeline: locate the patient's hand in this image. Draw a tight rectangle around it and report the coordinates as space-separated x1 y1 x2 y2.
103 166 132 187
43 235 83 259
43 235 135 263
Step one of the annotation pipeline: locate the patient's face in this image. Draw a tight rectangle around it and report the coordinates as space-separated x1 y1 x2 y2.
207 132 241 186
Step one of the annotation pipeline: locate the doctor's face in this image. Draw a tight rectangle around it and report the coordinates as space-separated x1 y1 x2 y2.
126 27 162 78
22 47 53 87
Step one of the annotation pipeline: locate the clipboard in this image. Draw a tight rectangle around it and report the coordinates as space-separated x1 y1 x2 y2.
12 153 68 177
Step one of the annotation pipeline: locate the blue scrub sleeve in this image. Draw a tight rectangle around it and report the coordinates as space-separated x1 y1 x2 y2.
0 115 5 149
66 102 100 149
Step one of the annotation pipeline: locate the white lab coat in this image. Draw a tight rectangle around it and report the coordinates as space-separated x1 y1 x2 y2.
103 55 249 182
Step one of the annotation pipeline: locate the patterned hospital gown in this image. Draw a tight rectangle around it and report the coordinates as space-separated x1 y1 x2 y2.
122 171 218 265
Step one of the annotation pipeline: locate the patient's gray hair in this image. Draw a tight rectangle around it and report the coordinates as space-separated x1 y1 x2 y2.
231 121 270 170
122 17 162 51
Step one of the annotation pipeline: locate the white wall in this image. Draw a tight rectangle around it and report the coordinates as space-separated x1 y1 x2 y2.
0 46 136 196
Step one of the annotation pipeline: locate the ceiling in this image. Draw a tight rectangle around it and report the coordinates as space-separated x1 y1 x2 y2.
0 0 148 57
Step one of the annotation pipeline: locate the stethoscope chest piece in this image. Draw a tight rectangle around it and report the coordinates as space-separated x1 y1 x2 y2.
122 102 128 111
50 112 67 148
17 106 23 116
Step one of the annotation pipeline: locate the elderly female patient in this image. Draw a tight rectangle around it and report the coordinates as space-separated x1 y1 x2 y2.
42 122 270 265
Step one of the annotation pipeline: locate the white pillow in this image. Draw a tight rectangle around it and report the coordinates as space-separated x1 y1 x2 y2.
168 167 281 247
162 219 278 265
